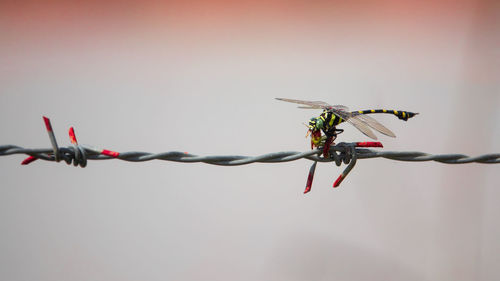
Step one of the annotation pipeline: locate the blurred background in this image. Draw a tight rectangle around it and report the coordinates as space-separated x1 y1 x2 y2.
0 0 499 280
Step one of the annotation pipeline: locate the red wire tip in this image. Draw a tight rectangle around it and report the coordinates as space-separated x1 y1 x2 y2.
21 156 38 165
304 162 317 194
42 116 53 132
304 171 314 193
304 168 314 191
333 174 344 188
101 149 120 158
356 141 383 148
68 127 78 144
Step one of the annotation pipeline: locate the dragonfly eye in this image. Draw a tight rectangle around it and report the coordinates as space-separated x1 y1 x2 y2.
308 118 316 130
308 118 323 130
315 118 324 130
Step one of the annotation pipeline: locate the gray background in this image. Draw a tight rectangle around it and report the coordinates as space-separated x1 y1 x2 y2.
1 0 499 280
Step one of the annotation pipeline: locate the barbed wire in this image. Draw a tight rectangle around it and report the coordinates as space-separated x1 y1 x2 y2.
2 144 499 165
1 116 498 192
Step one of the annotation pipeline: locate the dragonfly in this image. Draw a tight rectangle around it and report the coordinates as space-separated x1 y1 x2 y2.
276 98 418 193
276 98 418 157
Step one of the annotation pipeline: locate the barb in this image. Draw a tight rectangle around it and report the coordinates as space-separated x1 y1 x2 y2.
1 117 498 192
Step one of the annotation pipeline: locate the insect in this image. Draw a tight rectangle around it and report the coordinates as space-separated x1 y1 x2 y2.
276 98 419 157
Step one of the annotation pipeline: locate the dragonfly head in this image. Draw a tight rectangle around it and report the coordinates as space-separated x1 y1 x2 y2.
307 117 324 132
306 117 324 148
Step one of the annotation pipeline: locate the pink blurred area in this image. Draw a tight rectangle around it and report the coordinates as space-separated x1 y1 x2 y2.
0 0 491 46
1 0 497 84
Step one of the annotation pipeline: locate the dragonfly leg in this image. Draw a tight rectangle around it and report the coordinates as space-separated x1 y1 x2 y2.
322 128 343 157
323 136 334 157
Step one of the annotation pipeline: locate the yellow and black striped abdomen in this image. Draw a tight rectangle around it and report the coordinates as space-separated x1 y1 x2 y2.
356 109 418 121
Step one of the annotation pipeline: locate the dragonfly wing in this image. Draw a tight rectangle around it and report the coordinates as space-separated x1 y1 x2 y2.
275 98 334 110
352 113 396 137
298 105 351 111
297 106 321 109
328 107 351 120
345 117 378 139
330 105 350 112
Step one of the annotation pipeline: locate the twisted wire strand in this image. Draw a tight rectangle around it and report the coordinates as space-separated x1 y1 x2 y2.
1 116 498 168
2 116 498 191
1 144 499 166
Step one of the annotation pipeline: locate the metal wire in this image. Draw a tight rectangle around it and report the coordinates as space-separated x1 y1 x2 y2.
1 115 499 166
1 144 499 165
0 116 498 191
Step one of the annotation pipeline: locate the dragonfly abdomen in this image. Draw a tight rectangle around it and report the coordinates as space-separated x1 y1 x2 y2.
355 109 418 121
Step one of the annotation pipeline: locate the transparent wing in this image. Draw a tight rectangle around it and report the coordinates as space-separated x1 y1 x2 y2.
323 108 375 139
351 113 396 137
345 116 378 139
276 98 349 111
330 104 350 111
276 97 394 139
275 98 331 109
329 109 395 139
328 108 351 120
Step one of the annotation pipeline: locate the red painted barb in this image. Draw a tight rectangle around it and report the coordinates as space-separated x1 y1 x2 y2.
333 174 344 188
68 127 78 144
101 149 120 158
21 156 38 165
304 161 317 194
356 142 383 148
304 172 314 194
43 116 53 132
304 185 312 194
